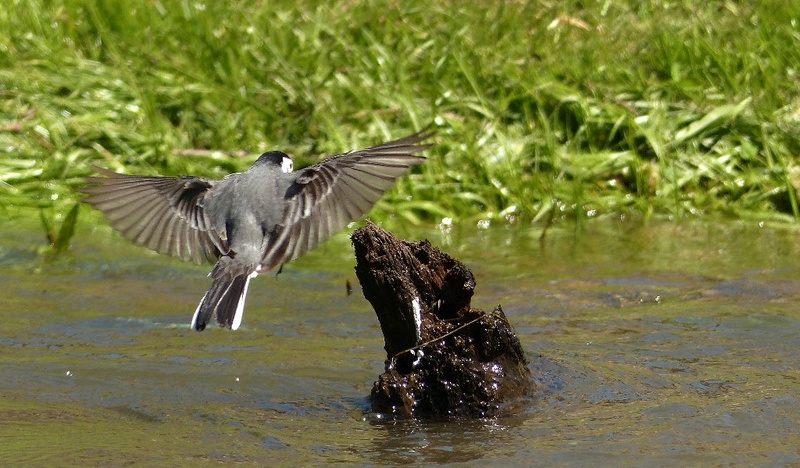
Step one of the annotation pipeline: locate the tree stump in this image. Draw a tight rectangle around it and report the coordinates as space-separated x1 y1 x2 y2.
351 222 536 419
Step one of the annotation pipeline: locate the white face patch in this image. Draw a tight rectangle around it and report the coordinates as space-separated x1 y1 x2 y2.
281 156 293 173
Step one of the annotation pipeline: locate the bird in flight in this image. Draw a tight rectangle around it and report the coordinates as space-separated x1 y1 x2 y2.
83 130 431 331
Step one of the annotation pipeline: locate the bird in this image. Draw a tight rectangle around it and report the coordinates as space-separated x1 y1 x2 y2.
82 130 431 331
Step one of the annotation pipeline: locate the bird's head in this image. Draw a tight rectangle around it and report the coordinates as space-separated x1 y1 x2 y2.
255 151 293 173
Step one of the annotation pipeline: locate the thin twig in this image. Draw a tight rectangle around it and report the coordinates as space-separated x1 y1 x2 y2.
172 149 250 157
390 314 484 360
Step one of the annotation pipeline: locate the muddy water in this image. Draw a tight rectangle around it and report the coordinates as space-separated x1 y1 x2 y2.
2 217 800 465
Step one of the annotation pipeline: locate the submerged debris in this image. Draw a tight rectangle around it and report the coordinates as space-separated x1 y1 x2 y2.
352 222 536 419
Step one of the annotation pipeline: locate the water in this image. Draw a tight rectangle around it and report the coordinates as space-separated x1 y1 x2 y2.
2 217 800 465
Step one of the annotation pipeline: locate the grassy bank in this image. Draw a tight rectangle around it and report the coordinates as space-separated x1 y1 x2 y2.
2 0 800 237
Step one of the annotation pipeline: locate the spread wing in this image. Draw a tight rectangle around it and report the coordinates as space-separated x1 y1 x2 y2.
257 130 432 273
82 167 228 265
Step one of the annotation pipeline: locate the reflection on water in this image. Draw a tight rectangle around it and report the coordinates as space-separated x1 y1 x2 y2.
2 217 800 464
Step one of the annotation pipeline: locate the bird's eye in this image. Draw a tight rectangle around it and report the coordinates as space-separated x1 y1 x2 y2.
281 157 293 173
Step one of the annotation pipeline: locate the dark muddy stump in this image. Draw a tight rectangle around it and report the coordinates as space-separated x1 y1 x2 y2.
351 222 536 419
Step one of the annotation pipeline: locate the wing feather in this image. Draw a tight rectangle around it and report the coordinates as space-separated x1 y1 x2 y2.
82 168 227 264
257 130 432 272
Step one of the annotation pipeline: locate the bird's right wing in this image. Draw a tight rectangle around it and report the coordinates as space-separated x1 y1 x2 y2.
256 130 432 273
82 167 228 265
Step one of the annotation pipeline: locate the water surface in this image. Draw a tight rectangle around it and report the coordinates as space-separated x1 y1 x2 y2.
2 217 800 465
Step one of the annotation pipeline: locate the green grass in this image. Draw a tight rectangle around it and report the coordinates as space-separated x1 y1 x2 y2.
2 0 800 241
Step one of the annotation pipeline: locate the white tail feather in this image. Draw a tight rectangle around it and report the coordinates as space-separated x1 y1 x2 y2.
231 272 257 330
190 292 207 329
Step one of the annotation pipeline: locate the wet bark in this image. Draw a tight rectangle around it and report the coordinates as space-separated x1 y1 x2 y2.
351 222 536 419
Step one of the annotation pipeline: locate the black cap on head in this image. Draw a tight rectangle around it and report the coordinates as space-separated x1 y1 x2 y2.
255 151 290 165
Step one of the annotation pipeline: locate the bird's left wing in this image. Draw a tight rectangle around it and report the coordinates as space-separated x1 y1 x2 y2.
82 167 228 265
256 130 432 273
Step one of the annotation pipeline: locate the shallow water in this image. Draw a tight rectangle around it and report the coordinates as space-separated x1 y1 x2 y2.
2 216 800 465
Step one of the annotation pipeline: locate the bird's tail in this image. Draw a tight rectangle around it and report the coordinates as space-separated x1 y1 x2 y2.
191 273 253 331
